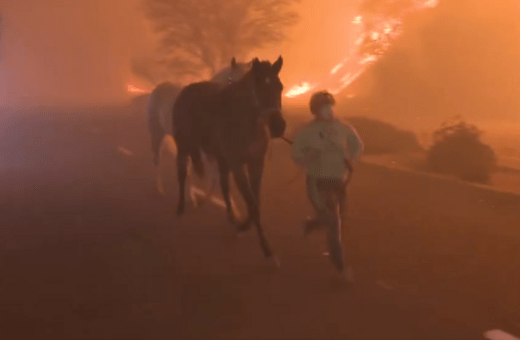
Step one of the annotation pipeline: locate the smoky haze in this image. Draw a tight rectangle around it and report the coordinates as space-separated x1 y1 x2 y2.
1 0 520 127
0 0 152 108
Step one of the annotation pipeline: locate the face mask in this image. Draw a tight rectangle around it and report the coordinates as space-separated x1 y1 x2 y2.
319 104 334 120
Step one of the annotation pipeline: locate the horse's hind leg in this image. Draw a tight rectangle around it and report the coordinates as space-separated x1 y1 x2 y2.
176 149 189 215
217 158 238 224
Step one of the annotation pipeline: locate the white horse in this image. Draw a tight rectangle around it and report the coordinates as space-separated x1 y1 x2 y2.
147 57 252 209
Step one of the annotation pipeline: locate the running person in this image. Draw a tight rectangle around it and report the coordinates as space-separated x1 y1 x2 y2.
290 90 363 283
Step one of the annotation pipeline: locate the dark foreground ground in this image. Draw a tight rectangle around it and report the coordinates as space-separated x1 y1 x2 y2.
0 105 519 340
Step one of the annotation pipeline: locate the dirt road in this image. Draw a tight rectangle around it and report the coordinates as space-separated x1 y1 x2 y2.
1 106 519 339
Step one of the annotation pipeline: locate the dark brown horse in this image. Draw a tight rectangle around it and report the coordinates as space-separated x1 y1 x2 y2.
172 56 286 263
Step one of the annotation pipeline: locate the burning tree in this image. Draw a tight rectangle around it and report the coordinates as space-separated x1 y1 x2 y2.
134 0 300 84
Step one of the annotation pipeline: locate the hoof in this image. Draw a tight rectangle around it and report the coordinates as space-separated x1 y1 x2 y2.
268 255 281 269
195 196 210 207
227 210 238 225
237 219 252 233
187 196 199 208
155 185 166 197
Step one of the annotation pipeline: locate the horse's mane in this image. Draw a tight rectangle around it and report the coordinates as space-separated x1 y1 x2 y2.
210 61 252 85
214 60 276 125
222 60 272 99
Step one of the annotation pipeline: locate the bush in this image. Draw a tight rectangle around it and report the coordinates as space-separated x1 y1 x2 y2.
427 118 497 183
345 116 423 154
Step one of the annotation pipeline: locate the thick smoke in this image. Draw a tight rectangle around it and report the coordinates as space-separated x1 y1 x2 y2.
0 0 153 108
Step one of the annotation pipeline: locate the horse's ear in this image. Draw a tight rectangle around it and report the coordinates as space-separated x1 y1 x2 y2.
231 57 237 68
272 55 283 74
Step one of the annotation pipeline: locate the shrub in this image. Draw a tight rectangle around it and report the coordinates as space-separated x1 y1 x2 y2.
345 116 423 154
427 118 497 183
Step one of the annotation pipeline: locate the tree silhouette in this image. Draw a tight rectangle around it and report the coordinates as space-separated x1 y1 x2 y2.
135 0 299 84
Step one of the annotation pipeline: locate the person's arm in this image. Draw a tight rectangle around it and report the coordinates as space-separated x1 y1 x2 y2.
342 123 364 163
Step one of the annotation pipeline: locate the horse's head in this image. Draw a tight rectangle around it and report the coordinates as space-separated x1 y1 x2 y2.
250 56 286 138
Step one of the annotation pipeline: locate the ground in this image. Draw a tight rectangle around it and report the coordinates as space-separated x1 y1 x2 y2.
0 105 519 340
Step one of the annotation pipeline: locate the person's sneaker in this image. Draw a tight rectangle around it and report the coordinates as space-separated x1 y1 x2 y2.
303 217 321 236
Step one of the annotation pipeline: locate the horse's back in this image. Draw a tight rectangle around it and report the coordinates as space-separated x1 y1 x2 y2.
173 81 221 124
147 82 181 134
173 81 222 153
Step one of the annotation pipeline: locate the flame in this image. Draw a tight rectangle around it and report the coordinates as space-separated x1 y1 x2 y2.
126 83 150 94
359 55 377 65
422 0 440 8
283 0 439 99
330 63 344 75
284 82 317 98
352 15 363 25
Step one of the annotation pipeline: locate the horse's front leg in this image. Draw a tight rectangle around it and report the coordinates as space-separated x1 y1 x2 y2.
246 158 276 262
232 163 274 260
231 165 256 232
247 157 264 210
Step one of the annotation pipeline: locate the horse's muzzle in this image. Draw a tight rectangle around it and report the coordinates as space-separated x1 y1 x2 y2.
268 112 286 139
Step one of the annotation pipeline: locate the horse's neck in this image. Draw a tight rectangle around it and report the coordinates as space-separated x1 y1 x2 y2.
225 74 255 104
223 79 269 143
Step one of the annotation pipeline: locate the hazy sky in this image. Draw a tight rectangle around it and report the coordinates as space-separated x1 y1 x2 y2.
0 0 361 107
